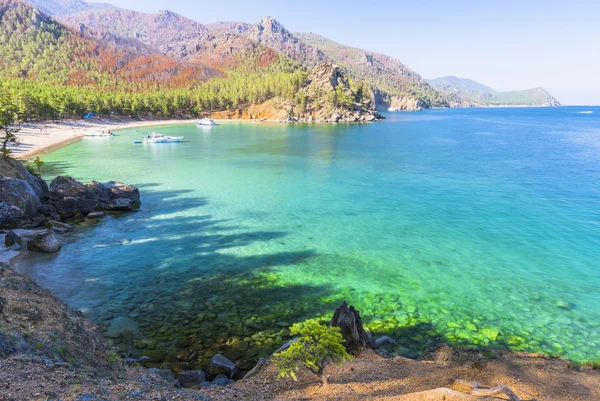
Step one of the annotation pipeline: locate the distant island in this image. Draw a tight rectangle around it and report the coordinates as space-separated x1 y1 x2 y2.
428 76 561 108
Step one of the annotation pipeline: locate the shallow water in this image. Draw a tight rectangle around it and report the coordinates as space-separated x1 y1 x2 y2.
15 107 600 368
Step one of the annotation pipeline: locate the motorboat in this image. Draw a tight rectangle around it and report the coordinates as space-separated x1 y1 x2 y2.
196 118 217 126
143 133 183 143
85 129 113 137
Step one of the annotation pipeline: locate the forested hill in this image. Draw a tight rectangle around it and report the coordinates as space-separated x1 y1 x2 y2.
26 0 114 16
295 33 446 110
0 0 378 122
57 9 446 111
428 76 561 107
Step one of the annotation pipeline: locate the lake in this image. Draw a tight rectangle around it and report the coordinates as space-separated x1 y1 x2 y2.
15 106 600 369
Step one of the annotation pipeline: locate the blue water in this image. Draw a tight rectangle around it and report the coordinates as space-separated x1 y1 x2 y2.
15 107 600 368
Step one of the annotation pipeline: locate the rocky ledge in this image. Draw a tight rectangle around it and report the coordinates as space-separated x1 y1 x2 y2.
0 157 139 253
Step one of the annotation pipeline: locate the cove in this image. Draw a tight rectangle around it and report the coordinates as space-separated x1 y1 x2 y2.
14 107 600 370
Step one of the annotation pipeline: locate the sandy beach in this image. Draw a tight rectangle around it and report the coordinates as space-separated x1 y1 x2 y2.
10 117 202 160
10 116 266 160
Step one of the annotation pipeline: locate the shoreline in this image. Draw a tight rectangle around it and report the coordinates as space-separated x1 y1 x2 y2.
12 116 272 161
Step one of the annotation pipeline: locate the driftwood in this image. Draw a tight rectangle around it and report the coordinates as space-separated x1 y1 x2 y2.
329 301 373 354
455 379 521 401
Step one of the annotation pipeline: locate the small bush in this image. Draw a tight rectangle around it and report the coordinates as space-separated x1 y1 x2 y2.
273 319 352 384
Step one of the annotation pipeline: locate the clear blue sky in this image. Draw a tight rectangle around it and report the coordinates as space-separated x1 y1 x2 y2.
104 0 600 104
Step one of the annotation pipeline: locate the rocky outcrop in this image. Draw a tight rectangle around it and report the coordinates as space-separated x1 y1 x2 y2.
212 63 381 123
0 178 42 219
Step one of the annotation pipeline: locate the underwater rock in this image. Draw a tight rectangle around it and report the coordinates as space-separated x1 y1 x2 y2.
210 353 237 379
26 230 62 253
105 316 139 338
178 370 206 388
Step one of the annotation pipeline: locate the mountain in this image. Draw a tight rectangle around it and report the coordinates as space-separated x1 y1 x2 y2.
56 11 444 111
25 0 114 15
295 33 447 110
1 0 378 122
428 76 561 107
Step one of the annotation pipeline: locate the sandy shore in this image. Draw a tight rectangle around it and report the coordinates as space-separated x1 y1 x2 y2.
11 116 259 160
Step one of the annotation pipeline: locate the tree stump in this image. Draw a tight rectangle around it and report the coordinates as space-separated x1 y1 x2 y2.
329 301 373 354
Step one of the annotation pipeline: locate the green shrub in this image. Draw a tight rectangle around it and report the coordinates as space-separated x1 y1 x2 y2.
273 319 352 384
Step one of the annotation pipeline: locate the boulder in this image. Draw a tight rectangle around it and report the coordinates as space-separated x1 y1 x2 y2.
49 176 99 219
0 177 42 217
212 374 233 386
45 220 73 233
105 198 133 211
210 354 237 379
0 202 26 228
102 181 140 203
0 157 49 199
178 370 206 388
4 230 23 250
39 204 61 221
26 230 62 253
147 368 178 386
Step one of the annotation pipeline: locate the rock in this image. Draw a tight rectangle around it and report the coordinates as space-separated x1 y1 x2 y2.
4 230 23 250
0 203 26 229
102 181 140 203
365 114 376 122
105 198 133 211
178 370 206 388
45 220 73 233
212 374 233 386
0 177 42 217
147 368 178 385
49 176 99 219
39 204 60 221
0 157 48 199
26 230 62 253
87 211 105 218
210 353 237 379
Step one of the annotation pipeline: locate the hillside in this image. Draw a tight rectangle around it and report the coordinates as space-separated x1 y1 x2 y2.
296 33 447 110
25 0 114 15
1 0 377 122
428 76 561 107
58 9 446 111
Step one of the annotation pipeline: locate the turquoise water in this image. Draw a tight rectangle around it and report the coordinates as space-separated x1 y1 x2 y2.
15 107 600 368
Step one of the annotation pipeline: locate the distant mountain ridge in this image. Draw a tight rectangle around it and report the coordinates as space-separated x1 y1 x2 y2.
17 0 560 111
25 0 114 15
428 76 560 107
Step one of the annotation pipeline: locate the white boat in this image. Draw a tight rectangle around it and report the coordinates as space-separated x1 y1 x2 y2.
85 129 113 137
143 133 183 143
196 118 217 126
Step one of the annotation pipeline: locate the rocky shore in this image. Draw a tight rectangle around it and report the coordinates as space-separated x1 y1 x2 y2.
0 156 139 254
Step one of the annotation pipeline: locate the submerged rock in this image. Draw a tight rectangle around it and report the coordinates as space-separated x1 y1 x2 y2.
26 230 62 253
105 316 139 338
105 198 133 211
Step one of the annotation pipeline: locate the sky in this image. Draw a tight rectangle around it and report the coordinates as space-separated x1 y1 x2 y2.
102 0 600 105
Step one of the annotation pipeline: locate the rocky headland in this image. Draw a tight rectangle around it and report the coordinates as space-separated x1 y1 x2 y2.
211 63 381 123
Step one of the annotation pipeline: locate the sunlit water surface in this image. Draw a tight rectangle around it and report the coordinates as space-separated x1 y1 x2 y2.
15 107 600 368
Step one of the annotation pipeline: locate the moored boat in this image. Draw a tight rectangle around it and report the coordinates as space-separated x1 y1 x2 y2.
85 129 113 137
143 133 183 143
196 118 217 126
